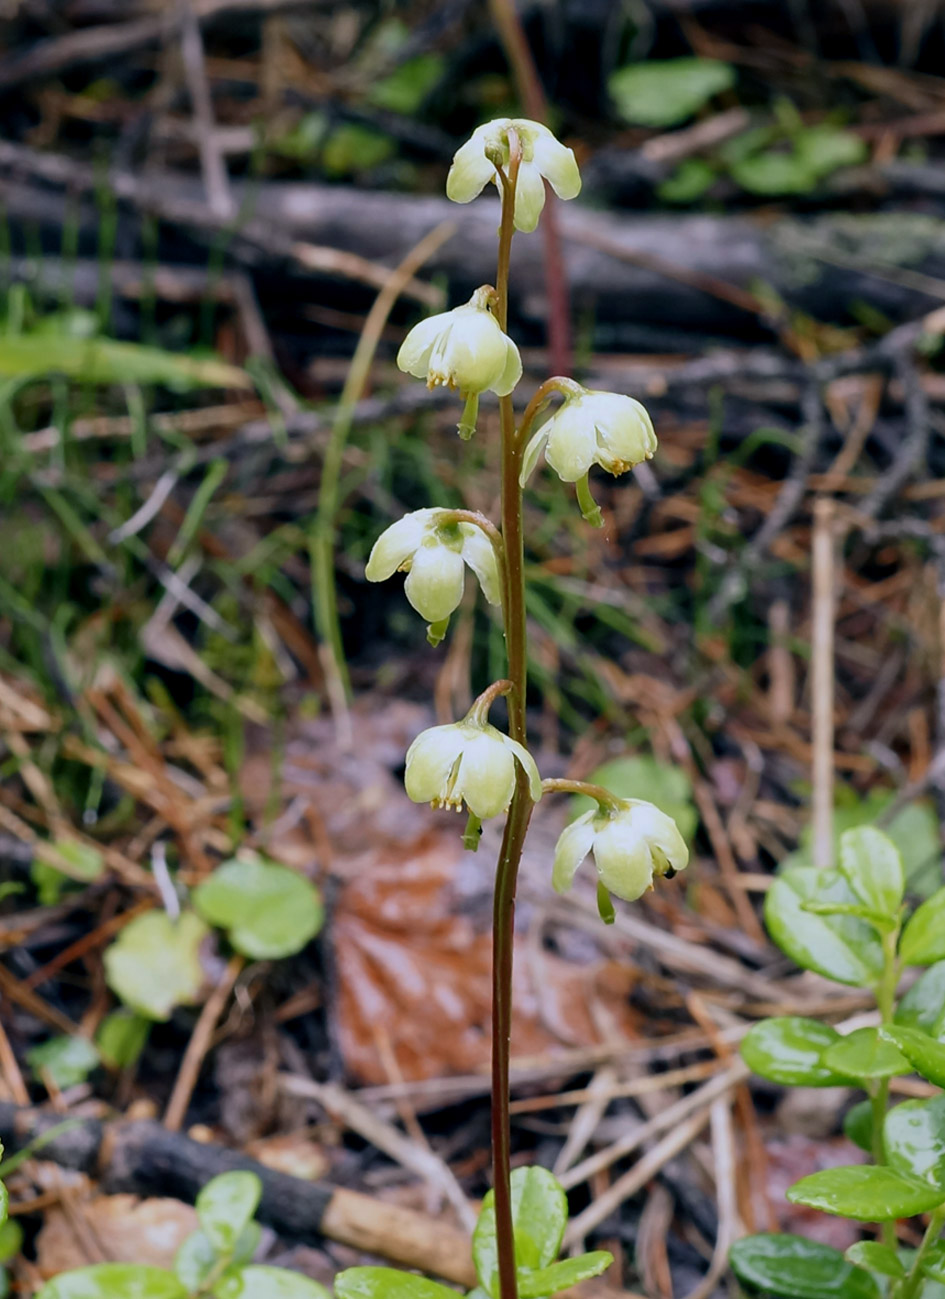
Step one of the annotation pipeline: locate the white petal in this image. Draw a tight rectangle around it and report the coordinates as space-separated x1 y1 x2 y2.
397 313 450 379
543 401 599 482
625 800 689 875
520 426 549 486
492 333 523 397
404 725 466 805
403 541 465 622
460 526 502 605
512 162 546 233
365 509 433 582
592 819 655 901
430 307 509 395
446 132 498 204
591 393 657 470
531 130 581 200
551 811 597 893
503 736 543 803
456 731 517 819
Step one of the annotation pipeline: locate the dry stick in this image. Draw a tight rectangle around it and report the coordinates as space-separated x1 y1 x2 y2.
552 1065 618 1178
177 0 232 219
0 1011 29 1106
311 220 455 740
163 953 244 1132
680 1096 739 1299
811 497 837 869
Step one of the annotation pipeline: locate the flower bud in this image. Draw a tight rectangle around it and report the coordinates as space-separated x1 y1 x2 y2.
405 716 542 820
447 119 581 233
521 389 657 485
365 508 501 625
552 798 688 903
397 288 521 411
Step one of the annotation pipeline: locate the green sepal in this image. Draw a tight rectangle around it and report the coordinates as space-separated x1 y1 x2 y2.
596 881 616 925
426 618 450 648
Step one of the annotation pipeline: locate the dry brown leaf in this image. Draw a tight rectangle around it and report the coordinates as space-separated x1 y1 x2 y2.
35 1194 198 1273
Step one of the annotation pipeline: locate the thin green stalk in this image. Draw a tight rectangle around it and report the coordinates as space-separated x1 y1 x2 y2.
900 1205 945 1299
491 132 526 1299
872 926 902 1250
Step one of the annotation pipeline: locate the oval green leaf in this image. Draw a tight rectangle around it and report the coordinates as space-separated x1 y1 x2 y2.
896 962 945 1039
822 1028 911 1081
741 1018 850 1087
843 1243 904 1280
196 1172 261 1254
104 911 208 1022
921 1241 945 1283
175 1232 216 1291
213 1266 331 1299
839 827 904 919
729 1234 880 1299
884 1096 945 1189
765 868 884 987
786 1166 945 1220
335 1269 461 1299
517 1252 613 1298
843 1100 874 1154
36 1264 189 1299
193 858 323 960
474 1167 567 1298
901 889 945 966
882 1026 945 1089
609 58 735 129
27 1035 100 1089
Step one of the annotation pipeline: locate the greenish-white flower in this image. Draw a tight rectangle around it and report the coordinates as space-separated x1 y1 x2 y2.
365 508 500 623
397 288 521 399
522 390 657 484
447 118 581 233
553 799 688 902
405 718 542 819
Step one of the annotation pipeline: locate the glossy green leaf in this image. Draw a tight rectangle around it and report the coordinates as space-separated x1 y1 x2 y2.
843 1243 904 1279
35 1264 188 1299
474 1167 568 1298
196 1172 261 1254
96 1011 150 1070
104 911 208 1021
193 857 323 960
765 868 884 987
884 1096 945 1189
843 1100 874 1154
27 1035 100 1088
822 1028 911 1080
213 1266 330 1299
901 890 945 966
787 1166 945 1220
921 1242 945 1283
882 1026 945 1089
896 963 945 1039
335 1269 460 1299
609 58 735 128
174 1231 216 1291
741 1018 851 1086
838 827 904 919
0 1219 22 1265
729 1234 880 1299
516 1252 612 1298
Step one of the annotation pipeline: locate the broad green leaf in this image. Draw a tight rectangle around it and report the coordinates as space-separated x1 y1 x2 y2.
474 1167 568 1298
35 1264 188 1299
50 840 105 883
193 857 323 960
843 1243 904 1279
765 868 884 987
196 1172 261 1254
741 1018 850 1087
368 54 444 114
795 126 868 178
609 58 735 128
658 159 717 205
884 1096 945 1189
787 1166 945 1220
0 335 249 391
96 1011 149 1070
335 1269 461 1299
27 1035 100 1088
0 1219 22 1265
729 1234 880 1299
104 911 208 1021
213 1266 330 1299
896 963 945 1039
174 1232 216 1291
322 125 395 177
882 1026 945 1089
838 827 904 919
822 1028 910 1080
901 890 945 966
731 150 819 196
569 756 698 840
843 1100 874 1154
517 1252 613 1298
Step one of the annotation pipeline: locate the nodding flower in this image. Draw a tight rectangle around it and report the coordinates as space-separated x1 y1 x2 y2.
405 715 542 820
521 389 657 486
552 798 688 903
447 118 581 234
